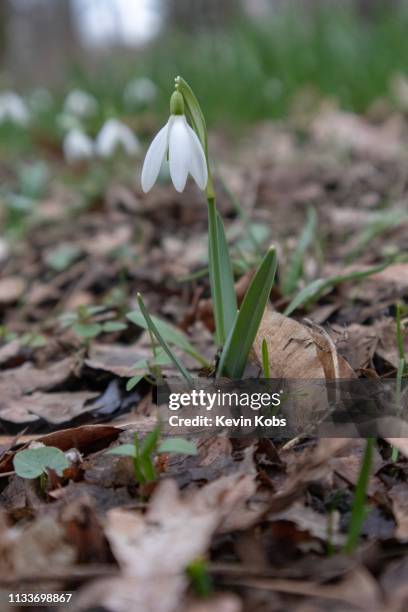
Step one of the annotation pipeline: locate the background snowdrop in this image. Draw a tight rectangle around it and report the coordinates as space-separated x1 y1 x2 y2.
64 89 98 118
95 118 140 158
0 92 30 126
63 128 94 163
123 77 157 109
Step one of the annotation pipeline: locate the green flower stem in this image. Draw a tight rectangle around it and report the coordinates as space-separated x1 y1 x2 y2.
345 437 374 553
207 196 226 345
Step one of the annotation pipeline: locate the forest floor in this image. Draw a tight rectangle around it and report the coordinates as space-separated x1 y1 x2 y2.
0 104 408 611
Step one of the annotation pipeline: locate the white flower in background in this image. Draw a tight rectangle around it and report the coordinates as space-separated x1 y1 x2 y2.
63 129 94 163
64 89 98 118
95 118 140 158
141 91 207 193
0 92 29 126
124 77 157 108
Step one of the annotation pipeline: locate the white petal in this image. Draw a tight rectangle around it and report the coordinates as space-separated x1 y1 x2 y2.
187 124 208 190
141 120 169 192
169 115 191 193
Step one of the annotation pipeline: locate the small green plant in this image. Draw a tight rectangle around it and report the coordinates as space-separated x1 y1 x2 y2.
59 305 127 342
13 446 69 486
0 325 18 343
186 558 213 598
281 207 317 296
284 260 393 316
344 438 374 554
106 425 197 484
136 76 278 381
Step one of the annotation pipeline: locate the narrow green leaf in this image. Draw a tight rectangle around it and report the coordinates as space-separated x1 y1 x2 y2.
208 198 225 344
158 438 198 456
217 211 238 336
140 426 161 458
284 261 390 316
136 294 193 385
282 207 317 295
218 247 277 379
126 309 208 368
106 444 136 457
261 338 270 379
126 375 144 391
344 438 374 553
140 455 156 482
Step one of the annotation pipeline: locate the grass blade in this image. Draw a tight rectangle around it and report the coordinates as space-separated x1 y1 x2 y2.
126 308 209 368
136 294 193 385
218 247 277 379
262 338 270 378
344 438 374 553
282 207 317 295
284 261 390 316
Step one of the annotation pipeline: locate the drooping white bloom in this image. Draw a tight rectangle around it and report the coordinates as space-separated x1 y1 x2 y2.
141 114 208 193
0 92 29 126
63 129 94 163
95 118 141 158
124 77 157 108
64 89 98 118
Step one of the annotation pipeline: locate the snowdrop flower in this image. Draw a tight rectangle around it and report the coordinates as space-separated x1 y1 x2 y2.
0 92 29 126
124 77 157 108
64 89 98 118
63 129 94 163
141 91 208 193
95 118 140 158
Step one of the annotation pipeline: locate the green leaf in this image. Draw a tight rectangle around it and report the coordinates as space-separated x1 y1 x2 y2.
158 438 198 456
45 244 82 272
133 295 193 385
126 374 144 391
218 247 277 379
344 438 374 553
106 444 136 458
126 309 208 368
58 311 78 327
284 261 390 316
72 322 102 338
102 321 128 333
208 200 238 344
217 211 238 336
13 446 69 479
140 426 161 458
282 207 317 295
261 338 270 379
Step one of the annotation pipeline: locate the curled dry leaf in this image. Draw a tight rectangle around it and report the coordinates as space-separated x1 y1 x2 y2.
252 308 355 379
0 514 76 580
252 309 355 434
74 473 256 612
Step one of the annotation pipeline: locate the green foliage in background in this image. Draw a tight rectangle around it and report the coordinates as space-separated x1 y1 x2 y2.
74 4 408 127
